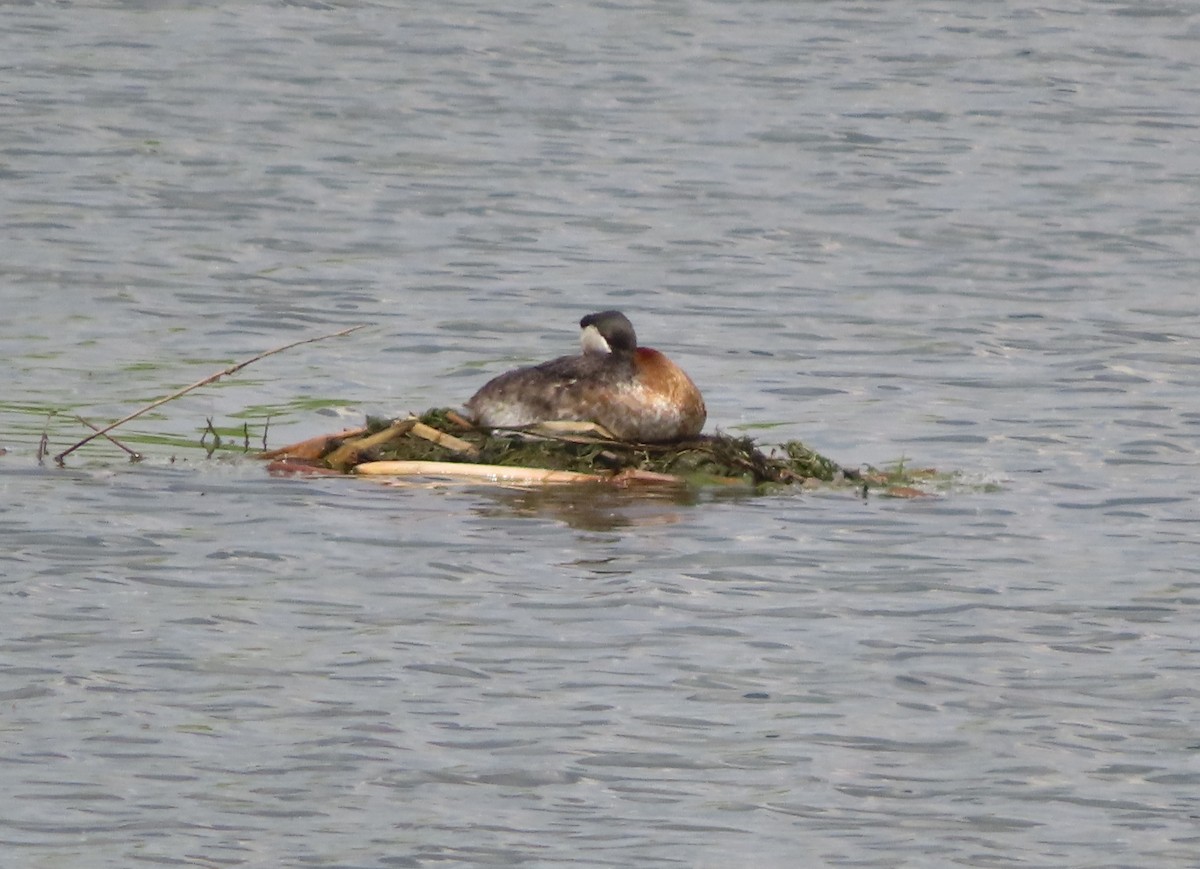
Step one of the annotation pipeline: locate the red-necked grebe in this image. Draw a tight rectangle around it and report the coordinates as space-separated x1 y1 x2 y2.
465 310 706 443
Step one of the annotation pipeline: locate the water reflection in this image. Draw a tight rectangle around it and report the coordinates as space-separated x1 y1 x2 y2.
474 481 700 531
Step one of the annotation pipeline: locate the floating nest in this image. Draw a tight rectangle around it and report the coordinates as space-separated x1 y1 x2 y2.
259 407 861 490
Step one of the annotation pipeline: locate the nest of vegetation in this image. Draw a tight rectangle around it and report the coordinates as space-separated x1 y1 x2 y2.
259 408 858 489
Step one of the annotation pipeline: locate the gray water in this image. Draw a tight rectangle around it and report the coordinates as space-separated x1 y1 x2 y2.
3 2 1199 867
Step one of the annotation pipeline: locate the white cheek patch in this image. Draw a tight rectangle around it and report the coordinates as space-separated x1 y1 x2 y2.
580 324 611 355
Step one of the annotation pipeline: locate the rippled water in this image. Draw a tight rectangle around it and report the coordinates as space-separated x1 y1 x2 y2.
3 3 1199 867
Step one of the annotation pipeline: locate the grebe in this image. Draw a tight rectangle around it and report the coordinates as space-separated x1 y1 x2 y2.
465 310 706 443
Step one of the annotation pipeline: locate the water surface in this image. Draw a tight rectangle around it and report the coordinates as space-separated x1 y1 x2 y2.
2 2 1199 867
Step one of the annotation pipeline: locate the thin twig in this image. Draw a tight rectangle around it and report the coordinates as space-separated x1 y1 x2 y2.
202 417 220 457
54 324 366 464
38 412 53 464
76 415 143 461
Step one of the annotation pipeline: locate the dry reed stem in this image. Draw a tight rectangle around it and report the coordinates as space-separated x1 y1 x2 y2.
75 415 142 461
323 418 418 470
354 460 605 484
259 426 370 461
443 409 474 429
492 420 619 442
408 420 480 457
